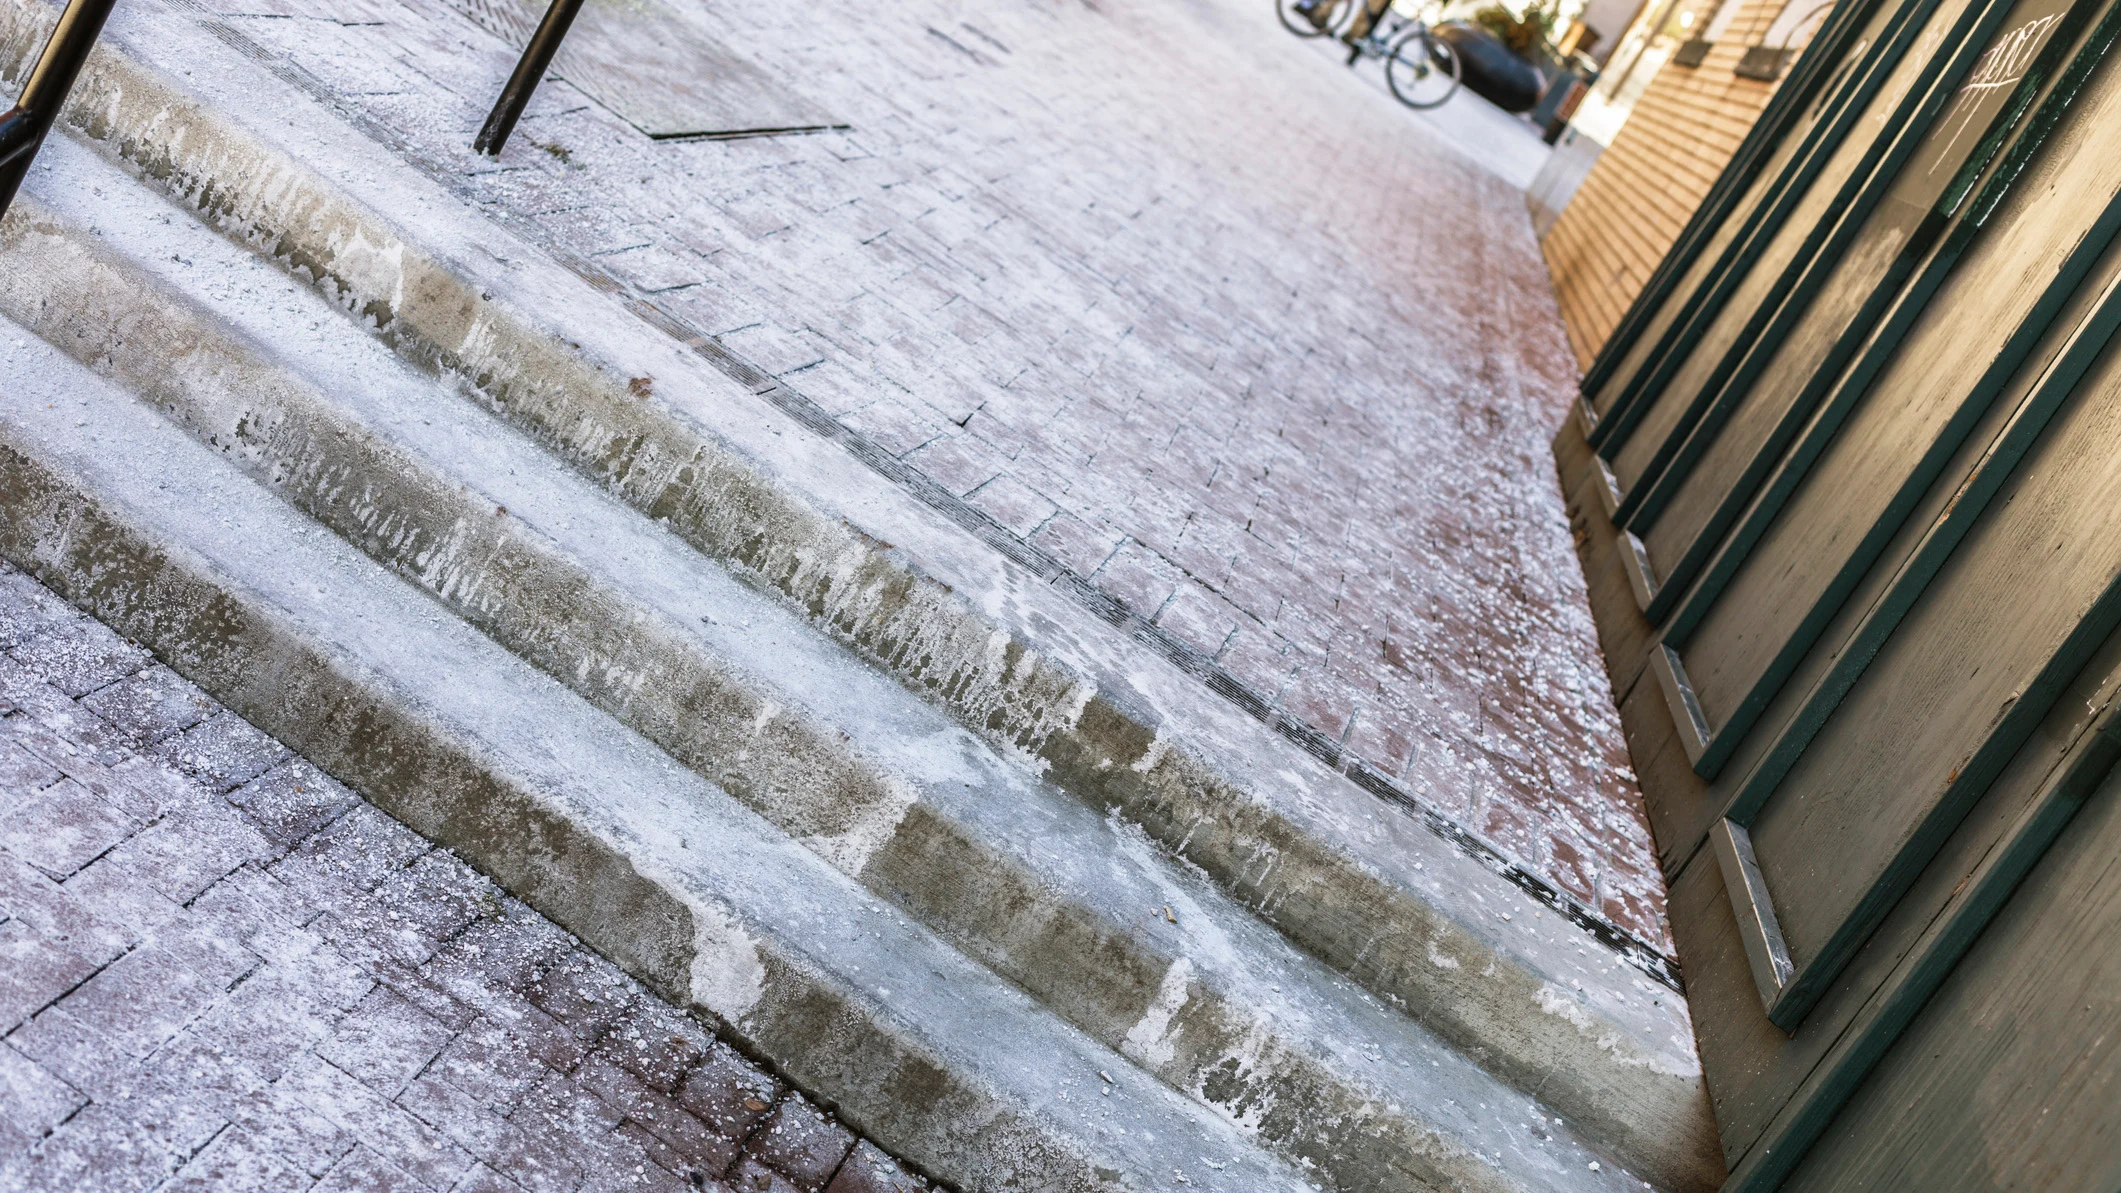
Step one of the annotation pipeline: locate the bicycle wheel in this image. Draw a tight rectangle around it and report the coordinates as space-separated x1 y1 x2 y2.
1277 0 1350 38
1386 29 1461 108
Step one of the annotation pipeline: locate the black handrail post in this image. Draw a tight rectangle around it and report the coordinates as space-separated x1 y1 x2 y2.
0 0 118 219
474 0 586 157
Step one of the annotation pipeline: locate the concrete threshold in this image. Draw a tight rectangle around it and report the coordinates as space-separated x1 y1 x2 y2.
0 0 1721 1186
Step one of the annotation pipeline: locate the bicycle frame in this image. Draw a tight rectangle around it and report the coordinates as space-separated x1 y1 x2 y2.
1344 10 1421 60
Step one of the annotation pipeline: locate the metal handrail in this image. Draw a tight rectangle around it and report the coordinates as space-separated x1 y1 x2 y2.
0 0 118 219
474 0 585 156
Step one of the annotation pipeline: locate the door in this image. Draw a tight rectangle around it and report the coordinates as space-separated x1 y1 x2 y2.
1561 0 2121 1186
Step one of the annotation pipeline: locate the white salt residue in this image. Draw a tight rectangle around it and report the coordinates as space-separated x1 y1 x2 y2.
1106 816 1244 977
1130 726 1173 774
1121 956 1194 1070
1195 1022 1279 1136
331 222 410 327
689 899 767 1023
1536 984 1697 1077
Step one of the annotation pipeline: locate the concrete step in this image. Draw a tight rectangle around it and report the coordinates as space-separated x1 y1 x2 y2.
0 0 1718 1187
0 286 1310 1193
2 137 1656 1193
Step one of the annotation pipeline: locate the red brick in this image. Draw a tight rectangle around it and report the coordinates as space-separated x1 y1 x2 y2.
163 1125 312 1193
223 761 356 851
743 1096 856 1192
316 986 455 1097
525 952 638 1045
77 668 216 748
6 620 151 698
0 919 100 1035
676 1042 782 1141
1091 541 1184 620
730 1155 806 1193
825 1142 929 1193
0 779 140 881
598 999 713 1096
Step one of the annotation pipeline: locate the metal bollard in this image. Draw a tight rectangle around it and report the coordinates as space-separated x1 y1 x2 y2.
0 0 118 219
474 0 586 157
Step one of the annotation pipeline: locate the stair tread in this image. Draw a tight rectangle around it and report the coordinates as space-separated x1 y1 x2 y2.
75 0 1684 1028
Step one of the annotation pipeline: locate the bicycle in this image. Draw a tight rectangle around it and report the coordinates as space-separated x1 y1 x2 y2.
1276 0 1462 109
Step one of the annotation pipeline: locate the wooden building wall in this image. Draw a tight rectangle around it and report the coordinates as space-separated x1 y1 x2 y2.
1540 0 1790 368
1556 0 2121 1183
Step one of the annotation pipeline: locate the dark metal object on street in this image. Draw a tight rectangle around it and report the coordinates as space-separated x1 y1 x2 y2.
1533 59 1597 142
1432 22 1542 112
475 0 586 156
0 0 119 219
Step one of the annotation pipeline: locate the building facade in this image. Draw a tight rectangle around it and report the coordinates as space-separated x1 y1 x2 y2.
1541 0 1833 365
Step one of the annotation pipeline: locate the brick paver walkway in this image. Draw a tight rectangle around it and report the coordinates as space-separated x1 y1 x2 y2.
0 561 929 1193
179 0 1666 949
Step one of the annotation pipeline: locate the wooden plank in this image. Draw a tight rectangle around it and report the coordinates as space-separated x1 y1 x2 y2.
1665 28 2121 777
1582 0 1900 420
1600 0 2009 489
1733 263 2121 1029
1578 0 1925 422
1617 672 1713 874
1665 408 1956 870
1619 0 2084 552
1579 0 1888 400
1604 318 2047 874
1623 0 2116 656
1731 662 2121 1189
1770 724 2121 1192
1651 642 1714 764
1663 849 1788 1171
1580 0 1877 396
453 0 840 139
1678 611 2121 1175
1594 44 2121 874
1554 419 1662 695
1713 816 1796 1008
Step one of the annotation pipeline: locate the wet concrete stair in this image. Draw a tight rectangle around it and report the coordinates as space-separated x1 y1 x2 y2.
0 1 1722 1190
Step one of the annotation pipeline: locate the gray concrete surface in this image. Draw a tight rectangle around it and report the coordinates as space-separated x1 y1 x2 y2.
0 117 1713 1190
0 0 1696 1076
0 0 1726 1184
0 320 1319 1193
117 0 1665 951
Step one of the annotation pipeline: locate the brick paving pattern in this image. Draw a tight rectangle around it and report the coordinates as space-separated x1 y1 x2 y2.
0 561 930 1193
179 0 1667 950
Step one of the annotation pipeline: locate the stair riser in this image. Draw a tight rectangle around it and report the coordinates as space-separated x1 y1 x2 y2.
0 434 1131 1193
0 9 1718 1185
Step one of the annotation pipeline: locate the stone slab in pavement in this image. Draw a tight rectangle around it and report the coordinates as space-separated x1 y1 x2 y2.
106 0 1665 950
0 560 929 1193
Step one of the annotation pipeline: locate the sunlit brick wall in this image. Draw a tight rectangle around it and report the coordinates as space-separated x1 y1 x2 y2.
1541 0 1791 368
